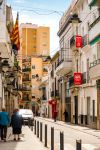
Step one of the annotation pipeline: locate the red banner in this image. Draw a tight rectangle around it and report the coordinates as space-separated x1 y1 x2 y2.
76 36 82 48
74 73 82 85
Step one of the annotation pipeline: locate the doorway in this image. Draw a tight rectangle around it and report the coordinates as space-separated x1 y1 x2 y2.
74 96 78 124
87 97 90 125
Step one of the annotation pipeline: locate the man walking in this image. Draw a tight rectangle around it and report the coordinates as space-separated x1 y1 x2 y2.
0 108 10 141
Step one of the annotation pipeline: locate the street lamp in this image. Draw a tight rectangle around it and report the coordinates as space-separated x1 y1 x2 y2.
2 60 9 73
70 13 81 35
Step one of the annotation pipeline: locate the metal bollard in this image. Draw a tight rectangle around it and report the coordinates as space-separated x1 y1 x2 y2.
34 120 36 135
37 121 39 138
51 127 54 150
44 124 47 147
76 140 81 150
60 132 64 150
40 122 42 142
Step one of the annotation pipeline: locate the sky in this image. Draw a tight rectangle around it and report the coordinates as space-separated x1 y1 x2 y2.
7 0 72 55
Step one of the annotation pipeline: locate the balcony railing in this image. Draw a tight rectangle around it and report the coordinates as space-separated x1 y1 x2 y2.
82 34 89 47
22 67 31 72
18 85 31 91
57 50 72 67
22 58 31 63
22 78 31 82
22 97 30 101
90 59 100 68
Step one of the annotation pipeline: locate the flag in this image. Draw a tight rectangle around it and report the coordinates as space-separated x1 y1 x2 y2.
10 12 20 51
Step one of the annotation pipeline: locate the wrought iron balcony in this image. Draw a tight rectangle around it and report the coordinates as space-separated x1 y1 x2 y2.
56 50 72 75
18 84 31 91
22 78 31 82
90 59 100 68
22 67 31 72
22 58 31 63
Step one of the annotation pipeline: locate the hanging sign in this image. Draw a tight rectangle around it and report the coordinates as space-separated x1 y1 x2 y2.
74 73 82 85
76 36 82 48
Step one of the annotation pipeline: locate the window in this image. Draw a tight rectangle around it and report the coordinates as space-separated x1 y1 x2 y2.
32 65 35 69
43 32 47 35
43 44 47 46
32 75 36 79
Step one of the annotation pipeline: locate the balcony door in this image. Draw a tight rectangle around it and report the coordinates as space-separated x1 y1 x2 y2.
87 97 90 125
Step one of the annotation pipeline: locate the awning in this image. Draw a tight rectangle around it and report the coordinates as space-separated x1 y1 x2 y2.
90 35 100 45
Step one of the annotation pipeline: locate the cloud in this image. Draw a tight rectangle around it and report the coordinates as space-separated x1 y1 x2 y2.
12 0 26 4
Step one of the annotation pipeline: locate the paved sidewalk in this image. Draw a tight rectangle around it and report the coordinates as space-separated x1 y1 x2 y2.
38 117 100 138
0 126 48 150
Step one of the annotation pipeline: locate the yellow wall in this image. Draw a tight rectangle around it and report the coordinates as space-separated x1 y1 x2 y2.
37 26 50 56
20 24 50 106
31 57 42 99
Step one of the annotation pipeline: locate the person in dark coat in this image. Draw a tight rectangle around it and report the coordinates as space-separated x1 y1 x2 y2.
0 108 10 141
63 109 68 122
11 108 23 141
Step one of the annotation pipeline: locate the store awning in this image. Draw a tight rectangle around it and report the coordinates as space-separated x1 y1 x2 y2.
90 35 100 45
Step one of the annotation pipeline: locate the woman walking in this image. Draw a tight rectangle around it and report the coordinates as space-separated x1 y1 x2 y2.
11 108 23 141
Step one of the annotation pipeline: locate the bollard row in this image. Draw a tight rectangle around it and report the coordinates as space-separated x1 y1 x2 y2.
34 120 82 150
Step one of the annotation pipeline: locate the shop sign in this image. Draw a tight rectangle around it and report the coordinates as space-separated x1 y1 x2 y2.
74 73 82 85
76 36 82 48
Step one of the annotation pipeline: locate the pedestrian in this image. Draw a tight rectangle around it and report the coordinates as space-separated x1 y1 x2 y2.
0 108 10 142
11 108 23 141
53 110 57 122
63 109 68 122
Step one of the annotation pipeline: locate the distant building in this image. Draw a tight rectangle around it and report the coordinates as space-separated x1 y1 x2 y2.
19 23 50 114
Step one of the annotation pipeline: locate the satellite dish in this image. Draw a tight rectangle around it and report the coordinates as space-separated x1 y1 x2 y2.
0 0 3 6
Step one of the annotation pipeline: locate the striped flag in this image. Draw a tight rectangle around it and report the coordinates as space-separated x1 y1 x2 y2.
10 12 20 51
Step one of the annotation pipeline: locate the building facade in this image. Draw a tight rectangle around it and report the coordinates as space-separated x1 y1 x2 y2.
0 1 19 114
57 0 100 129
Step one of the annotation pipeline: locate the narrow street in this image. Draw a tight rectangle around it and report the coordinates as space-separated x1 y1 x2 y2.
0 117 100 150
